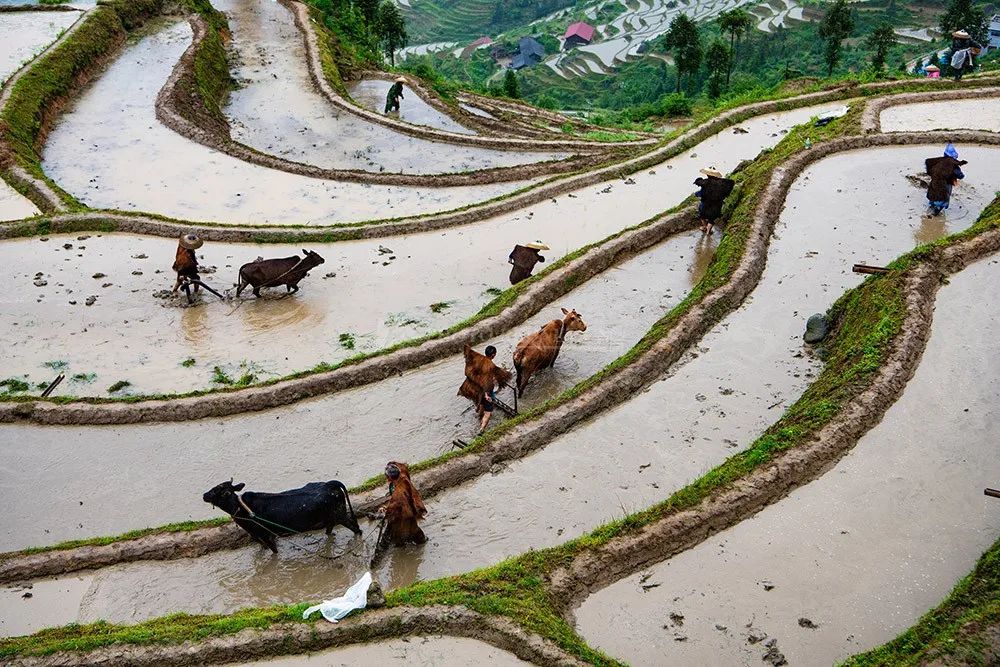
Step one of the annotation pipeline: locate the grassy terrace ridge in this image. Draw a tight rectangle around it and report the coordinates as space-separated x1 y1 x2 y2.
0 0 164 211
843 536 1000 667
3 191 999 663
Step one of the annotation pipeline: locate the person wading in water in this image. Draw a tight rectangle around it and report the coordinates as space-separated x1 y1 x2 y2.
384 77 406 113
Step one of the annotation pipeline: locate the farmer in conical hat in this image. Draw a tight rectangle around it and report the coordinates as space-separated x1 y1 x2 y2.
172 233 204 294
924 144 967 216
508 240 549 284
385 76 406 114
694 167 736 234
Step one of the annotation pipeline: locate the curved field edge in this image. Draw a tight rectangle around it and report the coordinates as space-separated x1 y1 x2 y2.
2 0 997 230
842 536 1000 667
162 13 631 187
0 84 994 418
2 196 998 665
0 111 984 560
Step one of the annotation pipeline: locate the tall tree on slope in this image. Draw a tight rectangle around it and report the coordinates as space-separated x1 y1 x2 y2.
717 9 754 85
663 14 702 93
377 1 407 66
818 0 854 76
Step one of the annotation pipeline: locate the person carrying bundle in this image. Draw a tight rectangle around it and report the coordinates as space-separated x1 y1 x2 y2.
694 167 736 234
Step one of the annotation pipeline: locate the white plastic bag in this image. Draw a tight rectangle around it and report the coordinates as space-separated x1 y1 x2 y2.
302 571 372 623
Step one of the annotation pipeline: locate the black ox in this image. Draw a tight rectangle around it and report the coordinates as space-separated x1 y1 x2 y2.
203 479 362 553
236 250 325 298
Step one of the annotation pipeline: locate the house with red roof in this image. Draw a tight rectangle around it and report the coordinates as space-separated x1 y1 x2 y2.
563 22 595 49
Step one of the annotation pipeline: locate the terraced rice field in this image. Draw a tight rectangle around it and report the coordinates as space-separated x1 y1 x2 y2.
0 0 999 664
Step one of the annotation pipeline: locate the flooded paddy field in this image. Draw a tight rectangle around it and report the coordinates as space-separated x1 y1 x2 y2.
574 257 1000 666
346 79 474 135
9 104 832 396
229 636 531 666
40 20 531 225
0 179 39 220
0 226 708 551
0 9 81 84
219 0 564 172
4 144 997 634
880 96 1000 133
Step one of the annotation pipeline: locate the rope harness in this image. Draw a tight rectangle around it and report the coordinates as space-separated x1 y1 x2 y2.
232 493 371 561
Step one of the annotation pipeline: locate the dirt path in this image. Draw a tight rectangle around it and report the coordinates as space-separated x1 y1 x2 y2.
573 256 1000 666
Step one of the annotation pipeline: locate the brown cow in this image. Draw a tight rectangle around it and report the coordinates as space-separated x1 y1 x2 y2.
512 308 587 396
379 461 427 547
458 344 512 416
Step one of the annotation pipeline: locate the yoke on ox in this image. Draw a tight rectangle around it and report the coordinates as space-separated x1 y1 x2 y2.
203 479 361 554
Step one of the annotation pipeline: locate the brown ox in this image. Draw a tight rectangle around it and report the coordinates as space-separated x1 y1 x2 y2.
458 345 512 415
512 308 587 396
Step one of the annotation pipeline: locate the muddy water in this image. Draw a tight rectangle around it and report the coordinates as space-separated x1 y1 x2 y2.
40 20 530 225
20 101 845 394
574 257 1000 666
0 574 93 638
220 0 568 172
880 96 1000 132
0 179 39 220
0 10 81 84
0 227 710 552
347 79 475 135
231 636 531 666
4 145 996 633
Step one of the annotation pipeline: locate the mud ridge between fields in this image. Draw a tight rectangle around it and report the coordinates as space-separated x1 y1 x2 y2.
4 129 997 581
282 0 656 152
545 227 1000 623
156 16 626 188
2 605 586 667
0 208 698 429
862 86 1000 133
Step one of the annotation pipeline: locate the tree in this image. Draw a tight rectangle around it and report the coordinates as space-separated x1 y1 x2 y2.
356 0 379 25
503 68 520 98
663 14 702 93
939 0 988 44
376 1 407 66
818 0 854 76
717 9 753 84
866 22 896 72
704 39 732 98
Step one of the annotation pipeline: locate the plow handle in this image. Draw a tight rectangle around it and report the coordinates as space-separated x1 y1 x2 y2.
985 488 1000 499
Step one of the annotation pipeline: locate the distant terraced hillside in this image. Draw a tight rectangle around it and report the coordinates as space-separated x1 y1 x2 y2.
401 0 576 43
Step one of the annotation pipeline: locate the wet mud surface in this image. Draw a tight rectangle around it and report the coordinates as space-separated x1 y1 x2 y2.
880 96 1000 133
40 20 530 225
229 635 530 666
574 257 1000 666
4 144 997 633
0 227 706 552
8 104 829 396
0 573 93 638
0 179 39 220
220 0 564 172
0 9 80 84
346 79 476 135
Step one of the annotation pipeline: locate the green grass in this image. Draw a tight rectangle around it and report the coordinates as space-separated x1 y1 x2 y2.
70 373 96 383
0 378 31 393
843 536 1000 666
106 380 131 393
3 133 999 664
338 332 356 350
181 358 196 368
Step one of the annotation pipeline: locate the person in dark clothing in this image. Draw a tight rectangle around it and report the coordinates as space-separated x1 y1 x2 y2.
925 144 967 216
384 77 405 113
950 40 981 81
694 167 736 234
508 241 548 284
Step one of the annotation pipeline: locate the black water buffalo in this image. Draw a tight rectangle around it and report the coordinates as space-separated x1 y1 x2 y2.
236 250 325 298
203 479 361 553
